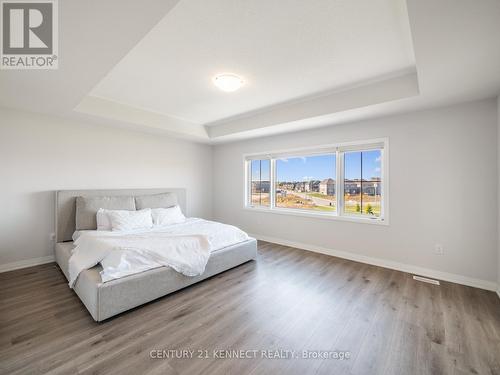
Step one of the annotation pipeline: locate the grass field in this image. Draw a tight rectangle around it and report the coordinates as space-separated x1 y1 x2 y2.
344 193 381 216
251 193 270 206
307 192 336 201
252 191 381 217
277 196 335 211
276 193 336 212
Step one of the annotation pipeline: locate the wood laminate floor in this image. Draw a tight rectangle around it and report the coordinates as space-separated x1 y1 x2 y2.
1 241 499 375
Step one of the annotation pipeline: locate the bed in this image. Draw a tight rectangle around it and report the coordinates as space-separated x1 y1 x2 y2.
54 188 257 322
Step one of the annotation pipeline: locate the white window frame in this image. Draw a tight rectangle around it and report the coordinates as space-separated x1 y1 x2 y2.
243 138 389 225
245 158 272 208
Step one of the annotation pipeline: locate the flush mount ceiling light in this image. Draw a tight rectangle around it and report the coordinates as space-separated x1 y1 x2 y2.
213 73 244 92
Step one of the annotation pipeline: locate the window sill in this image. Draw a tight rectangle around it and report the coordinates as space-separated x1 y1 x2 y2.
243 206 389 226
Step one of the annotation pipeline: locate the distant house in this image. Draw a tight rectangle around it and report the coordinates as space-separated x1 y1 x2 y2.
307 180 320 192
319 178 335 195
252 180 270 193
362 180 380 196
344 179 381 196
344 179 361 194
295 181 308 192
278 180 321 193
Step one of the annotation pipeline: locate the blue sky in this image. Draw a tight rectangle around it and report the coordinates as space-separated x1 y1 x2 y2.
344 150 382 180
252 151 381 182
276 154 335 181
251 159 270 181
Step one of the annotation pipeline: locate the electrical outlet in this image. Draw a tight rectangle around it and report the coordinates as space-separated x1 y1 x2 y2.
49 233 56 242
434 244 444 255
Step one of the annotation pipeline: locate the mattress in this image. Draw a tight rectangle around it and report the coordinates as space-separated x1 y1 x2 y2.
55 238 257 321
69 218 250 285
56 234 243 283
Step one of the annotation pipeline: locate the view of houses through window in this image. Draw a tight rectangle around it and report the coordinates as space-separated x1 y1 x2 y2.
250 159 270 207
276 154 337 212
344 150 382 216
247 142 384 220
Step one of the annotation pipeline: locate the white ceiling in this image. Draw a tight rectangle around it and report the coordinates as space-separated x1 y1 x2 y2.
90 0 416 125
0 0 180 117
1 0 500 143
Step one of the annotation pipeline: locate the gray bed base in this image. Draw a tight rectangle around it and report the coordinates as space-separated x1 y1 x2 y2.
55 239 257 321
54 189 257 322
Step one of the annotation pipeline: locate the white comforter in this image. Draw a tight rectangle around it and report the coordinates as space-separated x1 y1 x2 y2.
68 218 249 287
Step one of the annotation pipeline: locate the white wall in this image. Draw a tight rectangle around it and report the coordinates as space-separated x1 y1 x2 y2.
213 99 498 288
0 108 212 268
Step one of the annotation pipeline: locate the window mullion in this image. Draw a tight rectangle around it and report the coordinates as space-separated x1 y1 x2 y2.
337 151 344 216
360 152 363 215
246 160 251 207
270 159 276 210
380 149 385 219
259 160 262 206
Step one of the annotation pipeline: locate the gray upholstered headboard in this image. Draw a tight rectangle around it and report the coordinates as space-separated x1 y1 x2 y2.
55 188 187 242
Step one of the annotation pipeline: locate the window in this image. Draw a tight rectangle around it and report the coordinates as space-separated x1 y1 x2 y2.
245 139 387 223
275 154 336 212
249 159 270 207
344 150 382 217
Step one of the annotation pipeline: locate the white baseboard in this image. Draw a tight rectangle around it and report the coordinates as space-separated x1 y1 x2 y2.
249 233 498 292
0 255 54 273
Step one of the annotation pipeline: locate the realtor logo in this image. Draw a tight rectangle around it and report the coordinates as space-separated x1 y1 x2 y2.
1 0 58 69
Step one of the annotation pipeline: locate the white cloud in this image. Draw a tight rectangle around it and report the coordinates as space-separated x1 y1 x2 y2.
375 167 381 173
375 155 382 162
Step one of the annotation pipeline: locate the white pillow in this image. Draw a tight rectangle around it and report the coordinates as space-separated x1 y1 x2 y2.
108 208 153 232
151 206 186 226
96 208 113 231
96 208 137 231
